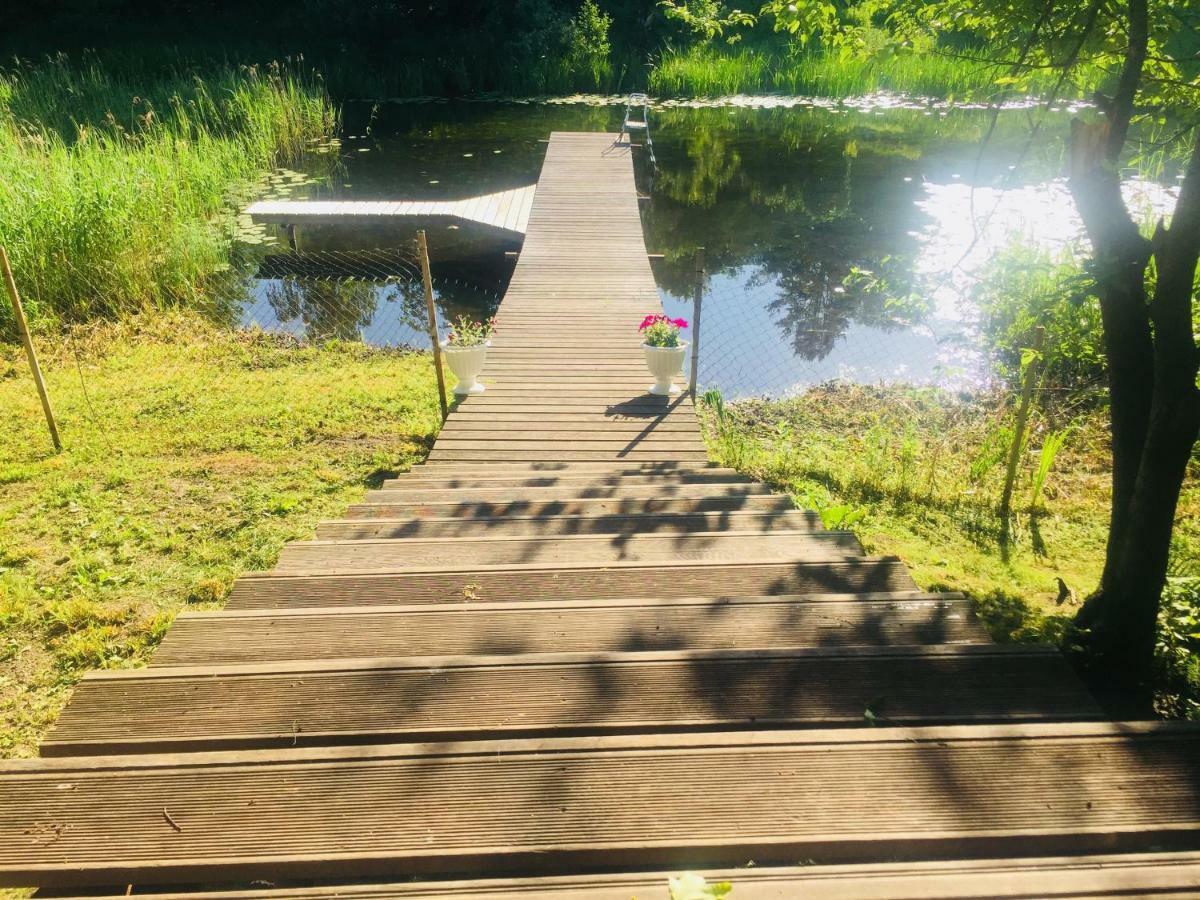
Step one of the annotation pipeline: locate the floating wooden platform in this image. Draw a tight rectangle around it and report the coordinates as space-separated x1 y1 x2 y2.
3 132 1198 897
247 184 536 235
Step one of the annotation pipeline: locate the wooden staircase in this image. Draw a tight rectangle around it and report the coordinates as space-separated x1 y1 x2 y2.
2 133 1198 896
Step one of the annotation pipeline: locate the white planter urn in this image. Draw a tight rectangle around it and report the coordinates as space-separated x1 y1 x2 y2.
441 340 490 395
642 342 688 395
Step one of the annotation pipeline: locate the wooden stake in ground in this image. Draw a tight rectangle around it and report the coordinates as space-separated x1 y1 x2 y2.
1 246 61 452
417 231 449 420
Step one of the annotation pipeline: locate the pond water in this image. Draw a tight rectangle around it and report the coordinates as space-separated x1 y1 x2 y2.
233 96 1181 399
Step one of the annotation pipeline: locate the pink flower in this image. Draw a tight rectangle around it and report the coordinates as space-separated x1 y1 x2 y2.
638 313 688 332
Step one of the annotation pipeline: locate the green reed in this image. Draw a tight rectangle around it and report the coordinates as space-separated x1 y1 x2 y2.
649 45 1103 99
0 55 337 330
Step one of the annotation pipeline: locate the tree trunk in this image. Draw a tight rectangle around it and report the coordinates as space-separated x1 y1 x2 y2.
1067 120 1154 589
1071 126 1200 694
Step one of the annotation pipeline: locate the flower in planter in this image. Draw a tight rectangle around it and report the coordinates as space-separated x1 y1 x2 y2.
639 314 688 347
445 315 497 347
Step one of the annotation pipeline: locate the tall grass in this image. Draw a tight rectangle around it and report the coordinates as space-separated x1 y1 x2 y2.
0 55 337 330
649 46 1103 99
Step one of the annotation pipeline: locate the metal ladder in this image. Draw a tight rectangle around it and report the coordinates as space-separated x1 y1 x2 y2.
621 92 656 170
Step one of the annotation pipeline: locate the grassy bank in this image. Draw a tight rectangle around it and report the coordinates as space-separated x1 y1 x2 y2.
649 45 1103 99
0 56 336 332
700 384 1200 717
0 312 440 758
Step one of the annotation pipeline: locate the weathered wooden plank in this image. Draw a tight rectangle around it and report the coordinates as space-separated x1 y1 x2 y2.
4 723 1199 889
273 530 862 573
362 481 768 504
314 510 818 540
380 470 745 490
427 450 713 462
94 852 1200 900
226 558 920 609
152 593 985 666
342 495 795 521
44 646 1101 755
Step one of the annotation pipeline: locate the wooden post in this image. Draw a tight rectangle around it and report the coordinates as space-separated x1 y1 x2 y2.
286 224 300 252
999 326 1045 525
689 247 704 396
2 247 61 452
417 231 449 420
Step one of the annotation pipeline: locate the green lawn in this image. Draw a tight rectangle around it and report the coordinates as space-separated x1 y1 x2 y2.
0 312 440 758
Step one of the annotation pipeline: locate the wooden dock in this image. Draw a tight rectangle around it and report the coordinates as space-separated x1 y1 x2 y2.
247 184 536 235
3 132 1199 897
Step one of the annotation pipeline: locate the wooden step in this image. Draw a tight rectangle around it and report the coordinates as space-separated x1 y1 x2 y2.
382 468 742 489
44 645 1101 756
446 404 696 414
5 723 1198 889
374 475 748 496
362 482 772 504
430 439 708 451
428 449 713 462
436 421 705 435
273 530 862 574
88 852 1200 899
315 510 821 540
343 494 795 520
440 415 700 428
413 460 717 473
152 593 986 666
226 558 919 608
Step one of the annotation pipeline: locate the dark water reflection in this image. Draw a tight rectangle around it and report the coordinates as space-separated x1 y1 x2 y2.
231 98 1177 397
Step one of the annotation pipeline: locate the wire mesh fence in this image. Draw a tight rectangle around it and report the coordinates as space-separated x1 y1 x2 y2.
2 241 503 460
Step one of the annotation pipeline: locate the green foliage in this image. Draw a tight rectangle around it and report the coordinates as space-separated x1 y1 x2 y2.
668 873 733 899
975 243 1106 394
659 1 757 43
0 55 336 332
566 0 615 84
1156 577 1200 720
444 315 497 348
1030 428 1070 512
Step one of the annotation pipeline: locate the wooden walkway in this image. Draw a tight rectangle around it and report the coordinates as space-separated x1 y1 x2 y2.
3 132 1199 897
247 184 536 235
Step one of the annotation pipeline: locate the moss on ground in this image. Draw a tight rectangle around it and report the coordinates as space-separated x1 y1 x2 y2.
0 312 440 758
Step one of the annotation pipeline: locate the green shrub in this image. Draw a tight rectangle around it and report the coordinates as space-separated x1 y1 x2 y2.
974 243 1106 393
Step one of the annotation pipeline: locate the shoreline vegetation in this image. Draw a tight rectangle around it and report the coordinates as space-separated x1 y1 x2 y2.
0 56 336 334
647 45 1105 101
